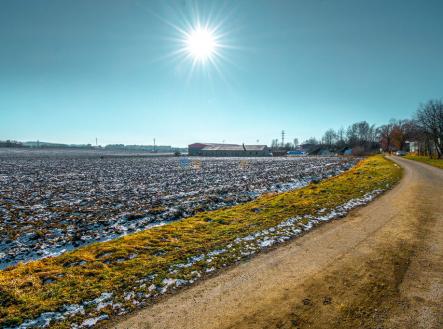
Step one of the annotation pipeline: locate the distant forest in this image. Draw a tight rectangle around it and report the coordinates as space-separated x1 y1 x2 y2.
272 99 443 158
0 141 95 149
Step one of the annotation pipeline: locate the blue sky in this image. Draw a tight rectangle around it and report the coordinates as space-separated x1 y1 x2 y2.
1 0 442 147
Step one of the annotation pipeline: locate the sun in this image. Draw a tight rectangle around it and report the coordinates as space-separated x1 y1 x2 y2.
157 4 235 77
139 1 238 78
185 27 217 61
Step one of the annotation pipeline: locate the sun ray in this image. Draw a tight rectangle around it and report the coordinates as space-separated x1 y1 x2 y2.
139 1 245 82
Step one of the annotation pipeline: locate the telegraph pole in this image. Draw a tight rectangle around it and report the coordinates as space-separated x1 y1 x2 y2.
281 130 285 147
153 138 156 153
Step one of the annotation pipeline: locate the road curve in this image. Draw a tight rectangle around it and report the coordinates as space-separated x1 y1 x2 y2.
110 156 443 329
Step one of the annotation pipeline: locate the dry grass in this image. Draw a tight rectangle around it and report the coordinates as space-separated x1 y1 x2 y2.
404 155 443 169
0 155 401 328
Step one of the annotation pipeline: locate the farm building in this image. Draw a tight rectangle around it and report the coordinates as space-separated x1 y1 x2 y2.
188 143 271 157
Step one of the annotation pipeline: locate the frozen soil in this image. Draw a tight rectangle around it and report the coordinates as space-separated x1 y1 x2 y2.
111 156 443 329
0 152 356 268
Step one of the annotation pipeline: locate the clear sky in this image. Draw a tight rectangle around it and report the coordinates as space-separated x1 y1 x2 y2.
1 0 442 147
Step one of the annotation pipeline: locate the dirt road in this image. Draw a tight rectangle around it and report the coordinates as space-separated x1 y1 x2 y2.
111 156 443 329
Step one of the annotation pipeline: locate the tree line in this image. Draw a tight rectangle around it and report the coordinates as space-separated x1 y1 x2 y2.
0 140 25 148
310 99 442 158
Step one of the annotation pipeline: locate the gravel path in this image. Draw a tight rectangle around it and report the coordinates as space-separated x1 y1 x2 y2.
110 156 443 329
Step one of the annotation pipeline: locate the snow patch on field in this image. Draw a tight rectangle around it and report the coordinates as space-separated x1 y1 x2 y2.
0 156 358 269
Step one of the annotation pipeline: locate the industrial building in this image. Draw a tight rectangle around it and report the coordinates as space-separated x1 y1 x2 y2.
188 143 271 157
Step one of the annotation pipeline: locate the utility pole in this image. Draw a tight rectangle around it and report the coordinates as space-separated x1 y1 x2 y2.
153 138 156 153
95 137 98 147
281 130 285 147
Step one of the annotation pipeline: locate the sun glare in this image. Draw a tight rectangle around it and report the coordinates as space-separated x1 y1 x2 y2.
186 27 217 61
159 4 235 78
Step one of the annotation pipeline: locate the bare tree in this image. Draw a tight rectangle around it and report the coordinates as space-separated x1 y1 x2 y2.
346 124 358 147
336 127 346 147
377 121 395 152
322 129 337 146
346 121 375 148
270 139 279 150
415 100 443 158
303 137 319 145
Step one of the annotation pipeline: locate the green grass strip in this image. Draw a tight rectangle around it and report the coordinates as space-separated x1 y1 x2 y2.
404 155 443 169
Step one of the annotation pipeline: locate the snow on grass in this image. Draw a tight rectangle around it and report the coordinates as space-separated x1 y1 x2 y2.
7 190 387 328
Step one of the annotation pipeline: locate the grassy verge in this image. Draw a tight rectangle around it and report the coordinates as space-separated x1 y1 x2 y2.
0 155 401 328
404 155 443 169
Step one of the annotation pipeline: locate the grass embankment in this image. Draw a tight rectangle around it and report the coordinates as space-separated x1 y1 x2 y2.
404 155 443 169
0 156 401 328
